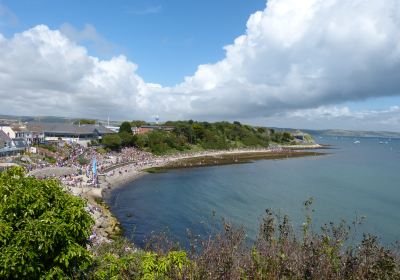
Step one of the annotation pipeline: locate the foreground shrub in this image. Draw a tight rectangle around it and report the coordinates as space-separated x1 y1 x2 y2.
0 167 93 279
92 199 400 279
90 237 191 279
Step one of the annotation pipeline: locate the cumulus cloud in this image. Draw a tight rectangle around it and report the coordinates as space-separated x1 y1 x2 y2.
0 25 154 119
176 0 400 118
1 0 400 128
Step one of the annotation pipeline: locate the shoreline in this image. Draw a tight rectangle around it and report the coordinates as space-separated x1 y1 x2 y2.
92 145 326 243
100 145 325 190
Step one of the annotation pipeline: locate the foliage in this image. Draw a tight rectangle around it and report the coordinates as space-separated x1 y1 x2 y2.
102 134 122 151
88 200 400 279
95 147 107 154
43 156 57 164
134 130 189 155
102 120 305 154
38 144 57 153
119 122 132 134
78 155 90 165
1 170 397 280
0 167 94 279
119 131 136 148
73 119 96 125
133 120 282 154
90 237 190 280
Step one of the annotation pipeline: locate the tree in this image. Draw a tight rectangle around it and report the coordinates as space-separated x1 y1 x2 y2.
119 122 132 134
0 167 93 279
102 134 122 150
282 132 294 142
119 131 135 147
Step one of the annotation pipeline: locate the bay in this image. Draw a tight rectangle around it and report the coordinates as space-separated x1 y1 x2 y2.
106 136 400 248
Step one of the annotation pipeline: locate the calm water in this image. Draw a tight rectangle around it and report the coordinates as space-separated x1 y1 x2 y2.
106 136 400 247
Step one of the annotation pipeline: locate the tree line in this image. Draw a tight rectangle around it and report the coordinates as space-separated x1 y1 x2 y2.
102 120 297 155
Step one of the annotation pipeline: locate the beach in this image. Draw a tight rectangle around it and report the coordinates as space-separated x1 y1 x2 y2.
26 144 325 246
91 146 325 243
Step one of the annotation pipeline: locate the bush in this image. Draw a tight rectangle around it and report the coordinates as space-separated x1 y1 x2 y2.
94 200 400 279
102 134 122 151
0 167 94 279
44 156 56 164
39 144 57 153
78 155 90 165
90 237 191 279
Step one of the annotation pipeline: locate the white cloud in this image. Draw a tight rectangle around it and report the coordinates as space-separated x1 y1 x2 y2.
175 0 400 118
0 25 153 119
0 0 400 130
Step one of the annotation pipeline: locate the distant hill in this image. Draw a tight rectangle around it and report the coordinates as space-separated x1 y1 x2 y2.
0 114 70 123
303 129 400 139
0 114 123 126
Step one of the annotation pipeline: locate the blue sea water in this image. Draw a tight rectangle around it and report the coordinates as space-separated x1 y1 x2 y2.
105 136 400 248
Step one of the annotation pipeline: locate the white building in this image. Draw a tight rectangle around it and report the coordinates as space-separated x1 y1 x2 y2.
0 124 16 139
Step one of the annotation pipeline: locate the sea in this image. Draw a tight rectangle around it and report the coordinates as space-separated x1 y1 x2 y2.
105 136 400 248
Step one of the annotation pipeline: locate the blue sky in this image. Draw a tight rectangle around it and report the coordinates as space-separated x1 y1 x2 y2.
1 0 266 85
0 0 400 131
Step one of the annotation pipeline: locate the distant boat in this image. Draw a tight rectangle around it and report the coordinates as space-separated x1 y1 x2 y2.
353 140 360 144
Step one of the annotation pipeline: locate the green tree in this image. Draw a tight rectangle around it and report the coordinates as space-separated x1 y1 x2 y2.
0 167 93 279
119 122 132 134
73 119 96 125
119 131 135 147
102 134 122 150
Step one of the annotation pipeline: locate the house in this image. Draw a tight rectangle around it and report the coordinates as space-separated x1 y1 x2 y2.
26 123 115 146
0 130 11 149
0 130 28 157
25 124 46 144
0 124 16 139
12 125 34 145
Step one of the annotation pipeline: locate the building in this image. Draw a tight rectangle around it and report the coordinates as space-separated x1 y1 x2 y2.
12 125 34 145
0 130 11 149
26 122 115 146
25 124 46 144
105 126 120 133
0 124 16 139
0 130 28 157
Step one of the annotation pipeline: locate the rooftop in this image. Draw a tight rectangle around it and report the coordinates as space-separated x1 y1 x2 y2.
27 123 115 135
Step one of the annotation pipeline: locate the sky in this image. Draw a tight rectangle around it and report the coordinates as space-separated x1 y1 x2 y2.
0 0 400 131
